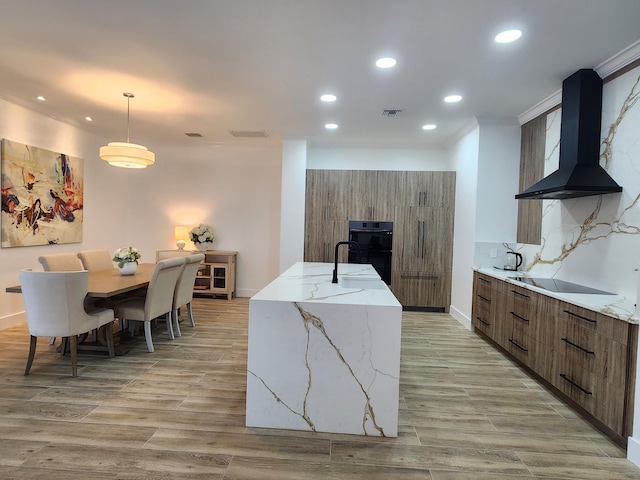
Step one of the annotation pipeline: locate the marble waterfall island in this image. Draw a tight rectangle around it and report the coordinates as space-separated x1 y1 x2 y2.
246 262 402 437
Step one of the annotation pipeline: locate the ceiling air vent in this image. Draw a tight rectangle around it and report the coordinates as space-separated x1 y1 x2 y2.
381 109 403 117
228 130 270 138
185 132 203 137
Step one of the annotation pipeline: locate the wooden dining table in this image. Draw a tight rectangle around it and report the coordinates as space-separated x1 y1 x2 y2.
5 263 157 297
6 263 158 355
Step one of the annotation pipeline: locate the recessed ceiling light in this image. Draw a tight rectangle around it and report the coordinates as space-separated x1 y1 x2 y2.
375 57 397 69
325 123 338 130
422 124 437 130
320 94 337 102
444 94 462 103
36 95 46 101
85 116 93 122
495 29 522 43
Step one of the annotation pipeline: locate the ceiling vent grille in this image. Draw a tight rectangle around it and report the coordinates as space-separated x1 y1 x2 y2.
185 132 203 137
381 109 403 117
228 130 270 138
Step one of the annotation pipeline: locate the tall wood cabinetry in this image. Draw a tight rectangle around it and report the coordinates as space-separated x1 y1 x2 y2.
472 270 637 447
305 169 456 310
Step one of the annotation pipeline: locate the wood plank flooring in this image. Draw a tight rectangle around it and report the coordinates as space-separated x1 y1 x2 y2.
0 298 639 479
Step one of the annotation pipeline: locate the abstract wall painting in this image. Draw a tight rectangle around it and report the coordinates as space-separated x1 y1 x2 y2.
1 139 83 247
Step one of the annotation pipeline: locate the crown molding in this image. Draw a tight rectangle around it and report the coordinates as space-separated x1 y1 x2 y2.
518 39 640 125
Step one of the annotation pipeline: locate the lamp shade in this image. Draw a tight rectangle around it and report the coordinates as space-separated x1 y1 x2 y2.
174 225 189 250
100 142 155 169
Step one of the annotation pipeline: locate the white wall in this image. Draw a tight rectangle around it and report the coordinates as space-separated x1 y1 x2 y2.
475 119 521 242
279 139 306 273
448 123 480 329
307 146 450 170
0 99 128 327
0 99 284 328
121 142 282 298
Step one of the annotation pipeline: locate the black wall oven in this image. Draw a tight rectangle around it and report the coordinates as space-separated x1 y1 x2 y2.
348 221 393 284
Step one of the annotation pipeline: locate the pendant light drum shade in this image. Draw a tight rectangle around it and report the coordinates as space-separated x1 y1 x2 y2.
100 142 155 168
100 92 155 168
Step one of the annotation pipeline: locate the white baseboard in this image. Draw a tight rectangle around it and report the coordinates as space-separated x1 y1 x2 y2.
628 436 640 466
449 305 472 331
0 311 25 330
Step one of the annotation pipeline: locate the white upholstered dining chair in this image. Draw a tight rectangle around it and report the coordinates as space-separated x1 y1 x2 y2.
171 253 205 337
114 257 185 352
38 253 84 272
78 249 114 272
19 269 116 377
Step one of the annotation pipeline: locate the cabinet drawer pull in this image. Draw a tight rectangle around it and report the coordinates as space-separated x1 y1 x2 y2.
511 290 530 299
561 338 595 355
401 275 439 280
477 295 491 303
476 316 490 326
508 339 528 352
478 277 491 285
509 311 529 323
559 373 593 395
563 310 597 324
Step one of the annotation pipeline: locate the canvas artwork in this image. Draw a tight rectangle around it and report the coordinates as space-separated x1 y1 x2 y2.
1 139 83 247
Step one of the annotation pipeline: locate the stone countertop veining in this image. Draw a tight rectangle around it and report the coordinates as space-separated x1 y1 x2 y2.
474 267 638 325
252 262 401 307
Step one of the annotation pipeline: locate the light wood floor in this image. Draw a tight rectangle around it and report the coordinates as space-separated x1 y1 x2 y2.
1 297 639 479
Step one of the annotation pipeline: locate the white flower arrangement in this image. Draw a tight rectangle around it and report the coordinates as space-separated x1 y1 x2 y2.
190 223 215 244
112 246 142 268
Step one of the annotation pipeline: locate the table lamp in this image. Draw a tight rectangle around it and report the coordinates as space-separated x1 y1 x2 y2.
174 225 189 250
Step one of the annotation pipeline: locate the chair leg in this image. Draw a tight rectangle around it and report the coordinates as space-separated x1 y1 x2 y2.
186 302 196 327
173 309 182 337
166 312 175 340
144 321 155 353
105 322 115 357
70 335 78 377
25 335 37 375
49 336 56 345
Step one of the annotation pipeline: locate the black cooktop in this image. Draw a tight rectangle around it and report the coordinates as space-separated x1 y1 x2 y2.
508 277 615 295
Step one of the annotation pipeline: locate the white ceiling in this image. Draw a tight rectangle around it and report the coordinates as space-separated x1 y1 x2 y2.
0 0 639 150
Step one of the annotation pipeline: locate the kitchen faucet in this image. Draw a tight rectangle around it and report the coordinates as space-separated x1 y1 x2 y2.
332 241 361 283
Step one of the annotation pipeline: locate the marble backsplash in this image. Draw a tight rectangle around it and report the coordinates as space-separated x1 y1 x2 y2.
476 64 640 300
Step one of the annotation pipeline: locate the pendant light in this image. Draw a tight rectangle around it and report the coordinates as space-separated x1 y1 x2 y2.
100 92 155 168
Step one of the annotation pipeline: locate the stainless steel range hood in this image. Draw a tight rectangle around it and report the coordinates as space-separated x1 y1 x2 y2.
515 69 622 200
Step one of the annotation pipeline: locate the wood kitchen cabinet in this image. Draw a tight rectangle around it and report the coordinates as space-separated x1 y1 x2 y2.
193 250 237 300
304 169 456 310
471 270 638 447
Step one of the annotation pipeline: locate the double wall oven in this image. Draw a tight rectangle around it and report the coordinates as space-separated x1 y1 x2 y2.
348 221 393 284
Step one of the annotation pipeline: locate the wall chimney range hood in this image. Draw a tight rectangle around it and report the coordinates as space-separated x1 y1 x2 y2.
515 69 622 200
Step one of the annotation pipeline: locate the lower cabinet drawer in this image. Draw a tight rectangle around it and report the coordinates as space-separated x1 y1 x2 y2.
553 317 628 388
392 271 451 309
505 329 543 371
551 352 625 435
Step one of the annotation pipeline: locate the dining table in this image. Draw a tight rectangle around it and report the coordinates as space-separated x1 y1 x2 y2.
6 263 158 355
5 262 156 297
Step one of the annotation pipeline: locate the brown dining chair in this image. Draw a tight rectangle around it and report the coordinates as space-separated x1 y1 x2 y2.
38 253 84 272
78 249 113 272
171 253 205 336
114 257 185 352
19 269 115 377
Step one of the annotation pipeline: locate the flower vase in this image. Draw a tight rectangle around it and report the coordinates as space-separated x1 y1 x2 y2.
119 262 138 276
196 242 212 252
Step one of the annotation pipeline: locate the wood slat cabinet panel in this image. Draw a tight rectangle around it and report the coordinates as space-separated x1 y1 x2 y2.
516 115 545 245
553 316 627 388
392 271 451 311
304 220 348 263
550 351 626 435
472 272 508 346
471 272 637 443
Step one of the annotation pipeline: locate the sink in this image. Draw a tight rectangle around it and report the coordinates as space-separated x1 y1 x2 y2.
340 276 387 290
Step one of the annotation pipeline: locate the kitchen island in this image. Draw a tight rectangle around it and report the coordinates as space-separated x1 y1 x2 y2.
246 262 402 437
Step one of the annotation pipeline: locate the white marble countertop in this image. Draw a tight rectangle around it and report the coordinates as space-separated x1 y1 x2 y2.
252 262 401 307
475 267 638 324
